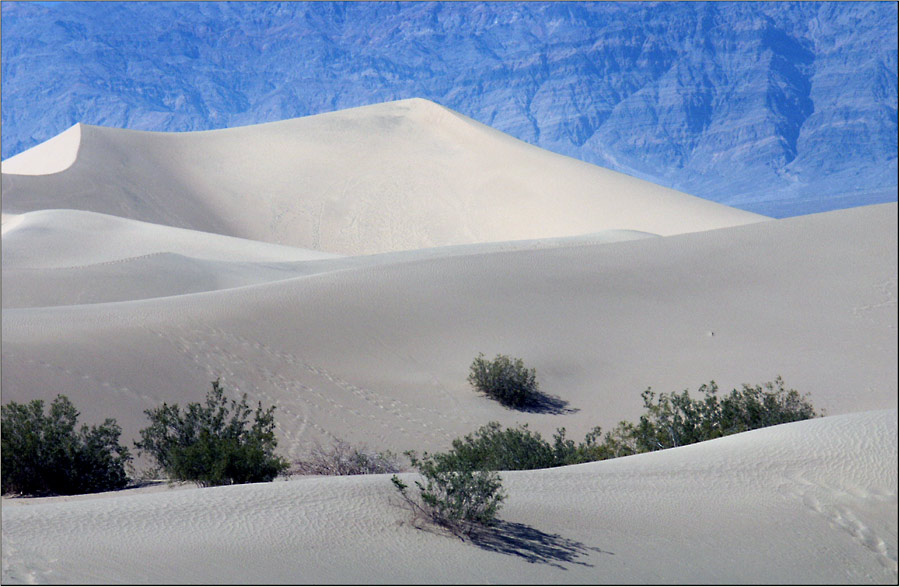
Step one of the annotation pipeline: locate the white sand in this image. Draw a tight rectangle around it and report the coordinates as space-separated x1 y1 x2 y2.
1 99 896 584
2 201 895 453
0 124 81 176
3 410 896 584
1 99 766 255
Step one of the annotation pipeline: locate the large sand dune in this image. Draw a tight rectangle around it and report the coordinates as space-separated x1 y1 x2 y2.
1 99 766 255
1 99 896 584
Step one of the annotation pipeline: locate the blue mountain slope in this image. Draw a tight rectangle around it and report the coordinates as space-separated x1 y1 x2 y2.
1 1 896 217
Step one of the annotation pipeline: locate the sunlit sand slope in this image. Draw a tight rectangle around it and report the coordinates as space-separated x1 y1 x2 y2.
2 410 896 584
1 209 654 308
1 203 895 461
1 99 767 255
0 124 82 176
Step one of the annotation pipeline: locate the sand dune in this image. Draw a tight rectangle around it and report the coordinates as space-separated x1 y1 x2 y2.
1 208 655 308
1 99 766 255
3 410 896 584
1 209 342 307
1 209 340 269
2 202 895 459
1 100 896 584
0 124 82 176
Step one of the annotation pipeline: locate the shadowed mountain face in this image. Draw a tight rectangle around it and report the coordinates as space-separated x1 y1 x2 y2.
1 1 896 217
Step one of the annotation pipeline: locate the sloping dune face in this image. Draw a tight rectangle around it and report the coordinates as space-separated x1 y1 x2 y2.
2 410 896 584
0 124 82 176
0 99 766 255
1 209 343 306
1 100 896 584
1 202 896 458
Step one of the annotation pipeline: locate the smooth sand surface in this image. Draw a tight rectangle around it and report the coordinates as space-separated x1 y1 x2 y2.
0 124 81 176
3 410 896 584
2 202 895 456
1 208 655 308
1 99 766 255
1 99 896 584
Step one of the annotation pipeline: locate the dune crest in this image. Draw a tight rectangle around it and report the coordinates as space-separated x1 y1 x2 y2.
1 124 82 176
1 99 768 255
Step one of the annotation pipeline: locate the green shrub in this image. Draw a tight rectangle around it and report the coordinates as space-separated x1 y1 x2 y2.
392 449 505 537
447 422 556 470
468 353 540 409
595 421 640 459
135 379 289 487
1 395 131 496
420 377 818 480
293 438 401 475
630 376 818 452
440 421 606 471
718 377 818 433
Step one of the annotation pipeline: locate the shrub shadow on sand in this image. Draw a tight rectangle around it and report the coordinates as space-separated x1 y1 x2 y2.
469 520 611 569
516 392 578 415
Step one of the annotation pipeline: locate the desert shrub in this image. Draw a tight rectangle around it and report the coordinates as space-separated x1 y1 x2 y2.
135 379 289 487
441 421 607 471
550 425 613 465
630 383 723 452
595 421 640 459
629 376 818 452
718 377 818 434
446 422 556 470
468 353 540 409
293 438 401 475
392 450 505 537
1 395 131 496
435 377 818 474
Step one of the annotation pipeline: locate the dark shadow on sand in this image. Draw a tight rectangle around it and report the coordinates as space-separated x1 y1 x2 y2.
514 392 578 415
468 520 612 569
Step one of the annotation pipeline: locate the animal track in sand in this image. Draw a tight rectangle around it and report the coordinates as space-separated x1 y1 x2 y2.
1 532 57 585
779 472 898 575
851 277 898 327
145 324 462 456
2 352 159 408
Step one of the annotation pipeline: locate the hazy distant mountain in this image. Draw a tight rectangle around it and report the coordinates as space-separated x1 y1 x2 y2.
1 1 896 217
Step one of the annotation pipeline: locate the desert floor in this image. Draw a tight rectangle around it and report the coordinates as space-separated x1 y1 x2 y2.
2 99 897 584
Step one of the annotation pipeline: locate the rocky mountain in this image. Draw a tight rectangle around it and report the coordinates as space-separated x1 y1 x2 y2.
1 1 896 217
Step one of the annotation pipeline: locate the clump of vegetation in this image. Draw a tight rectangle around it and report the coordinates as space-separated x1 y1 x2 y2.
135 379 289 487
293 438 401 476
388 421 607 538
441 421 605 471
1 395 131 496
392 449 506 538
409 376 819 478
468 353 541 409
627 376 818 452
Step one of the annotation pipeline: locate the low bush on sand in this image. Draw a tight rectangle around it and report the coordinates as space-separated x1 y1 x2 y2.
392 449 505 538
439 421 606 471
446 376 820 472
1 395 131 496
135 379 289 487
293 438 401 475
621 376 819 452
390 376 817 536
468 353 541 409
